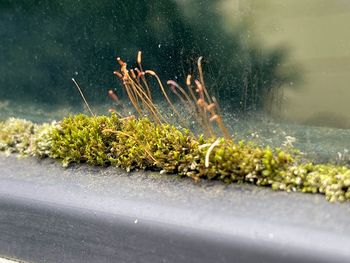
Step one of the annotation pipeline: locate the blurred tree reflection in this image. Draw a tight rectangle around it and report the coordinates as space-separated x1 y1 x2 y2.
0 0 297 112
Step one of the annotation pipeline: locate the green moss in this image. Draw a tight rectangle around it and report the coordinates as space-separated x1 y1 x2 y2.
1 114 350 202
0 117 57 157
0 117 35 154
49 114 122 167
29 121 58 157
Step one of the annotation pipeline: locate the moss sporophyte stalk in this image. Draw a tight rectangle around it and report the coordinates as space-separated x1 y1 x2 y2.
1 52 350 202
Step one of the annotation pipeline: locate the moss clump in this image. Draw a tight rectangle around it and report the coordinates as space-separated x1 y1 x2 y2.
0 118 35 154
49 114 121 167
107 117 201 172
29 121 58 157
1 114 350 202
0 117 57 157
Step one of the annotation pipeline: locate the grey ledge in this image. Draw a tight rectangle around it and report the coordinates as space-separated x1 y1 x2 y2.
0 154 350 263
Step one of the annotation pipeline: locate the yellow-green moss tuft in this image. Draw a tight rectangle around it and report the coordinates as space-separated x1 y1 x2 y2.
1 114 350 202
0 118 35 154
0 118 57 157
49 114 122 167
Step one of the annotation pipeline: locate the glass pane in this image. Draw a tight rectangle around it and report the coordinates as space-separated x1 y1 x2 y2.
0 0 349 164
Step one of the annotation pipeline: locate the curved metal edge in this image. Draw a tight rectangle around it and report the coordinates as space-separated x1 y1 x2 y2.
0 194 346 263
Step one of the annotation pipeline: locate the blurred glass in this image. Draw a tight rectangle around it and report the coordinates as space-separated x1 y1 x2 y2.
0 0 349 163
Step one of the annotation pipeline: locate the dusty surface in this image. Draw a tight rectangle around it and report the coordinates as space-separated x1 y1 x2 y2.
1 154 350 250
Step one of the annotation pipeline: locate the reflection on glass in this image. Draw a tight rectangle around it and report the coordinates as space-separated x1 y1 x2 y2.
0 0 349 164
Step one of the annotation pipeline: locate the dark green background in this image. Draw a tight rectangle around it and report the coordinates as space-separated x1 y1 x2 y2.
0 0 295 112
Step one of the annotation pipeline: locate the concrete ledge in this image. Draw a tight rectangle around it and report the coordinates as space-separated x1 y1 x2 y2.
0 154 350 263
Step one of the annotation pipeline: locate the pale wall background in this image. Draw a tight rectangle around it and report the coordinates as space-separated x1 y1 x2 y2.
220 0 350 128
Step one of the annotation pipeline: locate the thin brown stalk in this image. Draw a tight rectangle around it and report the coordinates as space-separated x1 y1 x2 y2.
212 96 231 139
212 97 223 117
115 57 165 124
185 75 198 104
137 51 152 100
167 80 196 114
209 114 231 140
145 70 183 120
113 52 230 140
72 78 95 117
123 83 143 117
129 75 165 123
108 89 123 108
194 80 215 137
128 79 164 124
197 57 213 104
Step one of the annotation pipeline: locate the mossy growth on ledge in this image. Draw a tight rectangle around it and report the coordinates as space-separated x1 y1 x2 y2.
1 114 350 202
1 52 350 202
